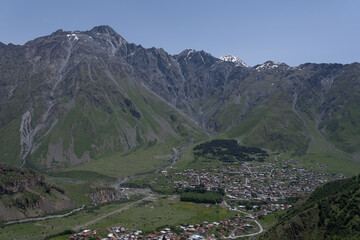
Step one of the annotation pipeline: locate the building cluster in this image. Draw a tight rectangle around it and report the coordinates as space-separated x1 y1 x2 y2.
163 159 343 204
68 158 344 240
68 216 258 240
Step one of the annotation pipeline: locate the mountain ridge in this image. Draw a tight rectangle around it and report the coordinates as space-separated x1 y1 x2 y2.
0 25 359 172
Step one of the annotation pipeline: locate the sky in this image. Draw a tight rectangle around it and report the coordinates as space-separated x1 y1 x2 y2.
0 0 359 66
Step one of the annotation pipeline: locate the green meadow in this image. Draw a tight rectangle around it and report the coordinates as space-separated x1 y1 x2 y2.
0 197 235 240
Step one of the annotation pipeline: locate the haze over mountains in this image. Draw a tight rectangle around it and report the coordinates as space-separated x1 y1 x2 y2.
0 25 359 170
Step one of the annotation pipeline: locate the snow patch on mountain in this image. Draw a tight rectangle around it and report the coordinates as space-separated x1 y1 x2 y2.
254 61 291 71
66 33 79 41
220 55 249 67
187 49 195 57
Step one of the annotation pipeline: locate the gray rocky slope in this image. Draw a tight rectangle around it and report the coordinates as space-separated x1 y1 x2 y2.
0 25 359 168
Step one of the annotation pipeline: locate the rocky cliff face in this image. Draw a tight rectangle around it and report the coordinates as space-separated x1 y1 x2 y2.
0 163 74 221
0 25 359 169
89 184 125 204
0 164 45 194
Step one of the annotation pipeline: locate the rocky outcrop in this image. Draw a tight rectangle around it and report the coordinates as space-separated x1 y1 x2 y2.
0 163 46 194
89 184 125 204
0 163 74 221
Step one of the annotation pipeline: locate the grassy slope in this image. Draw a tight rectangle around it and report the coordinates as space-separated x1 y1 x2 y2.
215 85 360 176
320 67 360 155
0 118 21 166
29 64 205 171
49 88 206 180
260 175 360 240
294 116 360 177
221 93 307 152
1 60 205 171
64 144 173 179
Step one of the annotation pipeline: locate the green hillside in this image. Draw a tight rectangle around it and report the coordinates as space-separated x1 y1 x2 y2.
261 175 360 240
0 61 205 171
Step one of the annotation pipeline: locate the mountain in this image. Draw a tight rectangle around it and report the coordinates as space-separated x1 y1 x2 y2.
0 25 359 171
0 26 205 169
220 54 249 67
261 175 360 240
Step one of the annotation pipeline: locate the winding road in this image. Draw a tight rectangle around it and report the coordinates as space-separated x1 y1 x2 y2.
4 205 85 226
73 195 155 231
223 201 264 239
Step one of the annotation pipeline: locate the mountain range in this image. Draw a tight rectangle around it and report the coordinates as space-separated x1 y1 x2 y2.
0 25 359 171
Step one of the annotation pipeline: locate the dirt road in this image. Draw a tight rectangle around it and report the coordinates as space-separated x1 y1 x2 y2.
5 205 85 226
73 195 155 231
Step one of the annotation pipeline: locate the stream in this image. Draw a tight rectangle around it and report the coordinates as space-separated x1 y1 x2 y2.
111 144 188 190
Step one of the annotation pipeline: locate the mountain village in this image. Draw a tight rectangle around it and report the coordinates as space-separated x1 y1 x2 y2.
66 155 344 240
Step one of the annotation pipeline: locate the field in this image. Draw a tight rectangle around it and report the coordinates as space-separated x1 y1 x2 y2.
0 199 132 240
0 196 236 240
57 143 175 179
84 198 236 232
43 142 185 208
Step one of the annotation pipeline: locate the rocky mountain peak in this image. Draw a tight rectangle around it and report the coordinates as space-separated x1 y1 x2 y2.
254 60 289 71
51 29 65 36
86 25 128 54
220 54 249 67
90 25 116 35
177 49 197 57
89 25 126 41
175 49 217 66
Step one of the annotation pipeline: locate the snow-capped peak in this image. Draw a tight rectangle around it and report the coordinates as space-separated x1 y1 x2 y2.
220 54 249 67
254 61 290 71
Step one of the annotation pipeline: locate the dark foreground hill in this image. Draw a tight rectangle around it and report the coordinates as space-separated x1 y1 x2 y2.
0 163 74 221
261 175 360 240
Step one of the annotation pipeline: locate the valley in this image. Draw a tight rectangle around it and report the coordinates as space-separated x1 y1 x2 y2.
1 139 356 239
0 25 360 239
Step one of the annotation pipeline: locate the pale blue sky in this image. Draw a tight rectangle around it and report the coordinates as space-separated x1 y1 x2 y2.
0 0 359 66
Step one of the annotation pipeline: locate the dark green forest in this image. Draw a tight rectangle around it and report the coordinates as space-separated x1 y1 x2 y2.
193 139 268 162
180 185 225 204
